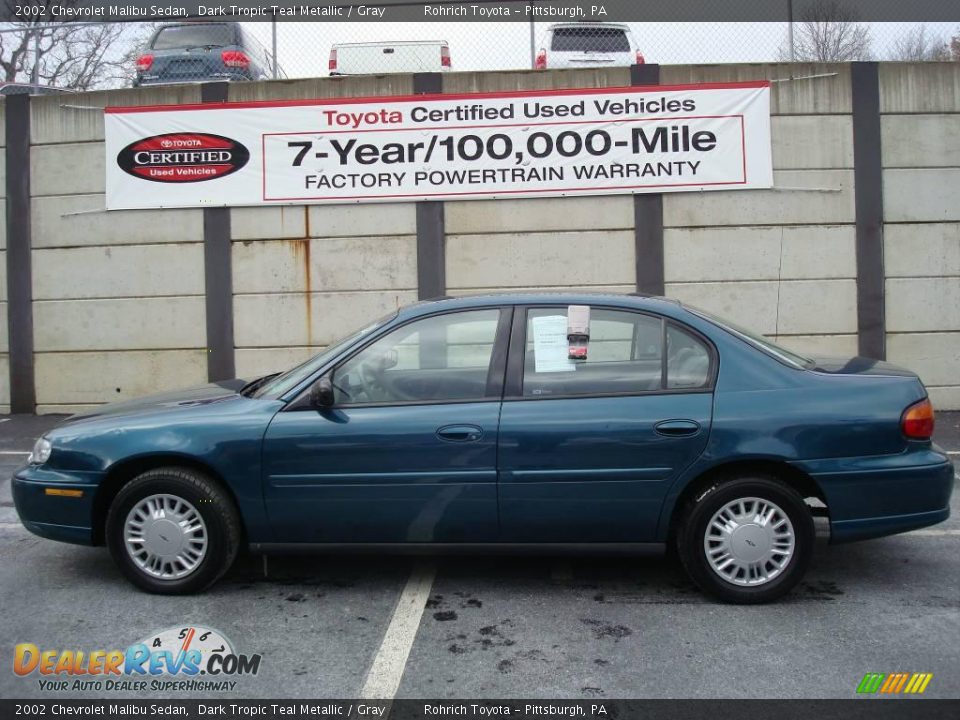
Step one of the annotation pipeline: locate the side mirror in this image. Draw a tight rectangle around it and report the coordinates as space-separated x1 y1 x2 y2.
310 376 335 408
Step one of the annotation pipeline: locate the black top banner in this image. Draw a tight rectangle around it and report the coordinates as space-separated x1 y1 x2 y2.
1 700 960 720
0 0 958 23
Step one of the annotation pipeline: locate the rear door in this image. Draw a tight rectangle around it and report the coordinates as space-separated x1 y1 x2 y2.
549 26 634 67
337 42 445 74
146 23 237 83
497 305 715 542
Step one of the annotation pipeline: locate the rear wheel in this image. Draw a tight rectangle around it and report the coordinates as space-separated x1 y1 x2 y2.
106 468 240 594
676 476 814 604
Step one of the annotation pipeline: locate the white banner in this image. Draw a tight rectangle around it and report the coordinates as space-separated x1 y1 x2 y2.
105 82 772 209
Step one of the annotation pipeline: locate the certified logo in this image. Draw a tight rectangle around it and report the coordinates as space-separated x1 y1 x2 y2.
117 132 249 183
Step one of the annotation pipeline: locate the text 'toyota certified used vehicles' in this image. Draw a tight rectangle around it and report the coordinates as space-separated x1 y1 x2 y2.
13 295 954 602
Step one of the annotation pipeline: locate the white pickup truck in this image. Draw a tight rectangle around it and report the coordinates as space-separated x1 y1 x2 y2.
329 40 451 76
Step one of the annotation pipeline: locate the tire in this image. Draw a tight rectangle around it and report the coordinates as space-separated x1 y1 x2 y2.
676 476 814 604
105 467 241 594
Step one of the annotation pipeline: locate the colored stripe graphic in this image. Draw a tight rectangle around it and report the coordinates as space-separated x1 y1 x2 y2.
857 672 932 694
857 673 886 693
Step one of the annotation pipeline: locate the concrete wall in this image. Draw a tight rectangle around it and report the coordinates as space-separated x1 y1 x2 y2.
28 86 207 414
0 102 7 414
228 77 420 381
6 63 960 411
880 64 960 411
660 64 858 359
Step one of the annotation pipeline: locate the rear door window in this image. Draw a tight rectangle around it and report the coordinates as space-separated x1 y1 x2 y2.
151 24 235 50
550 28 630 53
522 307 662 397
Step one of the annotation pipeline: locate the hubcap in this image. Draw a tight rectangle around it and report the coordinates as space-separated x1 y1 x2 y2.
703 496 795 587
124 494 208 580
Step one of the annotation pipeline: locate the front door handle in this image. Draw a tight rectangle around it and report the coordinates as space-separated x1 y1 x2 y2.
654 419 701 437
436 424 484 442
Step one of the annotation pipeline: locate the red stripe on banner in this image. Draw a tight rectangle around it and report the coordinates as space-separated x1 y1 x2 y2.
104 81 771 114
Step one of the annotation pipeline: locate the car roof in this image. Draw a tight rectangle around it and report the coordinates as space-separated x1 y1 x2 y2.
546 23 631 31
398 292 683 320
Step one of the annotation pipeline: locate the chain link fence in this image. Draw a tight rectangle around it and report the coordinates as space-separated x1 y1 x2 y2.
0 17 957 94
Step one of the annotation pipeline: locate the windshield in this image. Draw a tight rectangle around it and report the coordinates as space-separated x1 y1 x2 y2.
151 24 235 50
686 305 814 369
253 311 397 399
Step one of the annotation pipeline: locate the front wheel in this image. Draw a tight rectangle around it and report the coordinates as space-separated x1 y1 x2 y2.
106 468 241 594
676 476 814 604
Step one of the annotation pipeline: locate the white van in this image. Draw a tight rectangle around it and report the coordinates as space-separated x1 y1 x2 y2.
536 23 644 70
329 41 451 76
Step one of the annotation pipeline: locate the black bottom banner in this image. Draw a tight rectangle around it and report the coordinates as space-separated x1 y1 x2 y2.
2 700 959 720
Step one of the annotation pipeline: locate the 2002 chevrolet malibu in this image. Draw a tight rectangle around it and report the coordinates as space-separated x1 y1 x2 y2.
13 294 954 602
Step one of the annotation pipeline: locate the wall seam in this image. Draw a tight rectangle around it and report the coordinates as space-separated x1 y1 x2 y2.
5 93 36 413
414 72 446 300
201 81 236 381
632 63 665 296
851 62 886 360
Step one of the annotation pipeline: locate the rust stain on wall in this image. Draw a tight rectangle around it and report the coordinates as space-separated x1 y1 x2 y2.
286 230 312 347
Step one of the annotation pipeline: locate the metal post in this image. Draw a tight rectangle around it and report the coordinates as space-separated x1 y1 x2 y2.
31 29 40 84
529 7 536 68
787 0 795 63
271 15 278 79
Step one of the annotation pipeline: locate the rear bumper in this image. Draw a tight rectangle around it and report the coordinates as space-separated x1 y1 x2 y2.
792 447 954 543
11 466 100 546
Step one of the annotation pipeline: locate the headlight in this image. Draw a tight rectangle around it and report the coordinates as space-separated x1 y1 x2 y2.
29 437 52 465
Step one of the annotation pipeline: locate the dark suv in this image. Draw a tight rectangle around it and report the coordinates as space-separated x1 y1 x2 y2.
134 22 282 87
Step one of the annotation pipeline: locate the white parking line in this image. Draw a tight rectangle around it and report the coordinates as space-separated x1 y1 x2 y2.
947 451 960 456
0 451 30 455
359 562 436 700
907 529 960 537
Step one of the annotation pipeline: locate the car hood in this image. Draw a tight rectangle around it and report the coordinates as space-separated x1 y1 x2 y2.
62 379 248 424
810 356 919 378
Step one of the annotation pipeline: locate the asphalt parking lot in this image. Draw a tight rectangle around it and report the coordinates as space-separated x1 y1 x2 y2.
1 413 958 700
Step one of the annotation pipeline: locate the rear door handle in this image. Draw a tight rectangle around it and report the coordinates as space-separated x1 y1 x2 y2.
436 424 484 442
654 419 701 437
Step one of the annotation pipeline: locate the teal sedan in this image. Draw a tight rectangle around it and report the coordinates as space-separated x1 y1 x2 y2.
12 294 954 602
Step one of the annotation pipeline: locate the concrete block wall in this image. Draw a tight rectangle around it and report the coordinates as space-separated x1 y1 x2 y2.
228 77 420 381
28 86 207 414
6 64 959 411
660 64 858 359
880 63 960 411
442 69 637 296
0 102 7 413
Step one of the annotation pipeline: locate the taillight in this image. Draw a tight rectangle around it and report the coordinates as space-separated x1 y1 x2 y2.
636 51 646 64
901 398 935 440
440 45 451 68
135 54 153 72
328 47 337 72
535 48 547 70
221 50 250 69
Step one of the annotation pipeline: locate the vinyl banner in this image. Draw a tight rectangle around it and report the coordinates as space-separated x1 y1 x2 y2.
105 81 772 209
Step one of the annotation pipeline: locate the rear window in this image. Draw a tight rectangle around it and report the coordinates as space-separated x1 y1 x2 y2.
550 27 630 53
151 24 235 50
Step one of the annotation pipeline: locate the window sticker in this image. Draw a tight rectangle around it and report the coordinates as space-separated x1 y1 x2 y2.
532 315 576 373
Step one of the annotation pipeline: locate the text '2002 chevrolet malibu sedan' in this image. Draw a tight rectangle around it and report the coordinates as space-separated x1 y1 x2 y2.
12 294 954 603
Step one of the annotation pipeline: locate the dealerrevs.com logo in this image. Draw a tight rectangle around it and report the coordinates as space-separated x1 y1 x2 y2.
117 133 249 183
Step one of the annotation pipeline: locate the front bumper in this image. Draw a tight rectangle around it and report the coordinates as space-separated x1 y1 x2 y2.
11 465 102 546
793 447 954 543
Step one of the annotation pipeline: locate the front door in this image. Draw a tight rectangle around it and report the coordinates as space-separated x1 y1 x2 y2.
498 306 715 542
263 307 509 543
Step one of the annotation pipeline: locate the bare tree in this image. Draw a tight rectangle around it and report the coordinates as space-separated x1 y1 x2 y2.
890 25 951 61
780 0 872 62
0 1 155 89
